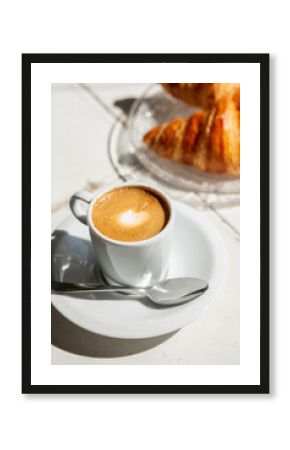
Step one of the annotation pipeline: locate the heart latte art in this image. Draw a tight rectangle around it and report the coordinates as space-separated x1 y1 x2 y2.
117 209 151 227
91 187 168 242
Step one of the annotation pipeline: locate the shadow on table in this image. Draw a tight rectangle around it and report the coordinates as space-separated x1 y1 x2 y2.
51 229 178 359
114 98 136 115
51 305 177 359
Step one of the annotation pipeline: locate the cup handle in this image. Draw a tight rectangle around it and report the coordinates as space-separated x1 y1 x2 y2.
69 190 93 225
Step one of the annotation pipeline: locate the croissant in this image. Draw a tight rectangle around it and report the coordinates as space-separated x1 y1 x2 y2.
161 83 240 110
143 95 240 175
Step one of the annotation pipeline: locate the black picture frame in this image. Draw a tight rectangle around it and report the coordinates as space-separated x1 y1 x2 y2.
22 53 269 394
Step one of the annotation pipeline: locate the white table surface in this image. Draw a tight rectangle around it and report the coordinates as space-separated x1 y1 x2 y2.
51 83 240 365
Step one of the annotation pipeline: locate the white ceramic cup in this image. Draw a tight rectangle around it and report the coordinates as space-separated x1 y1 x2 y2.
69 182 174 287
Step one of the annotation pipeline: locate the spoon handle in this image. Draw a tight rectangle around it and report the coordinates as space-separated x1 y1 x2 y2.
51 280 140 294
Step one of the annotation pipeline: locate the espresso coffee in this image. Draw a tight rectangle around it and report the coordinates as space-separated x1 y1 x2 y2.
91 187 168 242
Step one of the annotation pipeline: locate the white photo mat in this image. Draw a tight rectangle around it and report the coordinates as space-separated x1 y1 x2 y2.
31 61 260 386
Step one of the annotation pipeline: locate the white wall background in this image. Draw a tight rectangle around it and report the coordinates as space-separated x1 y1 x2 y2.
0 1 285 449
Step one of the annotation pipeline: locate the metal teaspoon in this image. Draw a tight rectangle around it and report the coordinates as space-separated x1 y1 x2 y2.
51 277 209 306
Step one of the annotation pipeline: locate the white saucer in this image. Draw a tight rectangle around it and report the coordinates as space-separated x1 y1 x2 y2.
51 200 228 339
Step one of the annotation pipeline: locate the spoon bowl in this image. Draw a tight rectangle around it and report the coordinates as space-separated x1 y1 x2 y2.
147 278 209 305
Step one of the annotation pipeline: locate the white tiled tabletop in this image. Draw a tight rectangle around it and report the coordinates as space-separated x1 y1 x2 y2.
51 84 240 365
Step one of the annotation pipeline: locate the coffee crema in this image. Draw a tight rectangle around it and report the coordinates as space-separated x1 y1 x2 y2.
91 187 168 242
